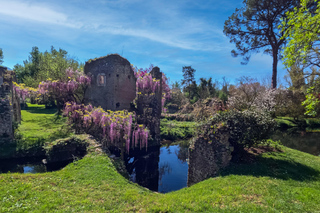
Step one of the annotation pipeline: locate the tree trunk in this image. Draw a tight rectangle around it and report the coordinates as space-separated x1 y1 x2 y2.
272 50 278 89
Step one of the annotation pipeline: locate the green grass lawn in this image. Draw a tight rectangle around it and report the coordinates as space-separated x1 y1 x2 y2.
160 119 197 140
0 104 72 159
19 104 71 140
1 147 320 212
276 116 320 130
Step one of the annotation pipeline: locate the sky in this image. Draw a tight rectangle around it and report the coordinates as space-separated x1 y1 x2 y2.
0 0 288 86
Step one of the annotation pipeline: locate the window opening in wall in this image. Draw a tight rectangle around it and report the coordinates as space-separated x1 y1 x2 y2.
116 102 120 108
116 74 119 77
97 74 106 86
128 75 131 79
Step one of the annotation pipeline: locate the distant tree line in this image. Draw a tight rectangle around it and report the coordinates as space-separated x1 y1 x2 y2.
14 46 82 87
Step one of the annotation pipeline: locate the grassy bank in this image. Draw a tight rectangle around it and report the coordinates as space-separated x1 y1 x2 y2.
276 116 320 130
1 105 320 212
0 104 72 159
160 119 197 140
1 146 320 212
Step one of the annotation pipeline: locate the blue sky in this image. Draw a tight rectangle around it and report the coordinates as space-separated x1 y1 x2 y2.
0 0 287 85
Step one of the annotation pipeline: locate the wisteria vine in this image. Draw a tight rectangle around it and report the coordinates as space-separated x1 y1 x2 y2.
132 64 171 112
63 102 149 153
13 82 39 101
14 68 91 106
38 68 90 106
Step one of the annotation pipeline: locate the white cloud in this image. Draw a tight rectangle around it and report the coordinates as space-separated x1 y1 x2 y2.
0 0 80 28
0 0 226 51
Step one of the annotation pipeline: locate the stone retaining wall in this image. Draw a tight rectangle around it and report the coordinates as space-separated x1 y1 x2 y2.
188 129 232 186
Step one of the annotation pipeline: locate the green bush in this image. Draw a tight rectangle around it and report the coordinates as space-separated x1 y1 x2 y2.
201 110 277 149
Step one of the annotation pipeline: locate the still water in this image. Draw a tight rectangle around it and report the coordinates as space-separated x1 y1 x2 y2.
271 129 320 156
125 140 189 193
0 141 189 193
0 157 72 174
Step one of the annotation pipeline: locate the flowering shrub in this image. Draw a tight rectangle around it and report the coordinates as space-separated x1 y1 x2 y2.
38 68 90 108
63 102 149 153
200 110 276 149
132 65 171 112
13 82 39 101
228 77 282 114
13 68 90 108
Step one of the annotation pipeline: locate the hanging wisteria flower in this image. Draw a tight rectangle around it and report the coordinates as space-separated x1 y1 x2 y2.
13 82 39 101
37 68 91 110
63 102 149 153
132 64 171 112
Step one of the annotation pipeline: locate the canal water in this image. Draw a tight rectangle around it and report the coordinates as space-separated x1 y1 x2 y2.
271 129 320 156
124 140 189 193
0 157 72 174
0 141 190 193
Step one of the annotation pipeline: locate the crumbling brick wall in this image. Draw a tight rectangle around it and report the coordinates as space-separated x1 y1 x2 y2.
84 54 136 111
188 128 232 186
0 67 21 144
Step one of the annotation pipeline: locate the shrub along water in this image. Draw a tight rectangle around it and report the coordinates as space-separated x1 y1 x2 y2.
199 110 277 159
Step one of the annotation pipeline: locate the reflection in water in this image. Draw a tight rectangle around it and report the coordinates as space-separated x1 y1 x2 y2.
125 146 160 191
271 130 320 156
125 140 189 193
0 157 72 174
159 162 172 180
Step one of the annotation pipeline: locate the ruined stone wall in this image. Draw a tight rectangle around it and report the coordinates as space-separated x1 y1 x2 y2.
84 55 163 148
0 67 21 144
136 67 162 146
187 129 232 186
84 54 136 111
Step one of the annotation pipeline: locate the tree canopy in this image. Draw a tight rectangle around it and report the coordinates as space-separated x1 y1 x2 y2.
224 0 300 88
181 66 196 99
281 0 320 116
0 48 3 65
14 46 81 87
282 0 320 69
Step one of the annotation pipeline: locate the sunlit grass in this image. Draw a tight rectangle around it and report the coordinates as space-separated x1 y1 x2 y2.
19 104 70 139
0 104 72 158
160 119 197 140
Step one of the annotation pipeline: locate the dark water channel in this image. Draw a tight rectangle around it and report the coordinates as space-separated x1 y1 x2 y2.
125 140 189 193
0 157 72 174
271 129 320 156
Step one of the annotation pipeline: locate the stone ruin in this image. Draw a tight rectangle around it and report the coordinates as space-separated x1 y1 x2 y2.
187 128 232 186
82 54 234 186
136 66 163 145
84 54 136 111
0 66 21 144
84 54 162 146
